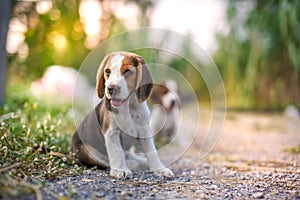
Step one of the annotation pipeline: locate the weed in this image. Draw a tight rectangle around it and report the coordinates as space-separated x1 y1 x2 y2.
284 145 300 154
0 85 84 198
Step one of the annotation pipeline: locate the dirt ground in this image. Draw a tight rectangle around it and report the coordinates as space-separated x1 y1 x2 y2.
14 108 300 200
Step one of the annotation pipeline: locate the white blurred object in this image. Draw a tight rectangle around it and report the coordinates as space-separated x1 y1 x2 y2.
284 105 299 119
150 79 183 145
30 65 97 109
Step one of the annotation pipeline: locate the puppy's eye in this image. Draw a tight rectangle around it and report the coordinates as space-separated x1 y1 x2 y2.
105 69 111 76
124 69 133 75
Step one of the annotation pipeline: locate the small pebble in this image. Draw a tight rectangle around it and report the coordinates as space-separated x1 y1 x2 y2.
253 192 264 199
95 190 106 198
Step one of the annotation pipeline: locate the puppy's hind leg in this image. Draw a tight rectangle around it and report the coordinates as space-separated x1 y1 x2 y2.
75 144 109 168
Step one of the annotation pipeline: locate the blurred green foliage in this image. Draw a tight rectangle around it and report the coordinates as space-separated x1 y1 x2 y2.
7 0 299 110
9 0 86 79
8 0 154 80
214 0 300 110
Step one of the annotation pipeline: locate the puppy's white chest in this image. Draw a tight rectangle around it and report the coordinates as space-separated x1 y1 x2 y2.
111 103 150 138
112 111 138 137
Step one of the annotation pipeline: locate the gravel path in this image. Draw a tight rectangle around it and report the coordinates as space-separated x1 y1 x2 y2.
39 155 299 200
15 111 300 199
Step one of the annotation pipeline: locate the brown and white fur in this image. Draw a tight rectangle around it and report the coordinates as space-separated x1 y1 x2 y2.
150 80 181 140
72 52 174 179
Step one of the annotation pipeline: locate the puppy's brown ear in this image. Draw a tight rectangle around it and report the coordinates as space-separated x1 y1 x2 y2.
135 56 153 103
96 54 112 98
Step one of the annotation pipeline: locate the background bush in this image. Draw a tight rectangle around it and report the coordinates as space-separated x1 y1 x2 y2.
0 84 82 197
214 0 300 110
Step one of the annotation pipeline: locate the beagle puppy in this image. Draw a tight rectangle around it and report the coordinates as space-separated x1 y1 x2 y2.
150 80 181 141
72 52 174 179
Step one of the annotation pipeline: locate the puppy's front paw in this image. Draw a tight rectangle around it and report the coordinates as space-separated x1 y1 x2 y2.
154 168 174 178
110 168 132 179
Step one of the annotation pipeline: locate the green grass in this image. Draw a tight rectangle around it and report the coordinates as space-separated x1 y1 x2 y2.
0 84 84 198
284 145 300 154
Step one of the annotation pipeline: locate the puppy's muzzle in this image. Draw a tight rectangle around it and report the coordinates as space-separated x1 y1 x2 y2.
107 85 120 96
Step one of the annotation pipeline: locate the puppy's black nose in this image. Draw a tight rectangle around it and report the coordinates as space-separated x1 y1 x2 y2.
107 85 120 95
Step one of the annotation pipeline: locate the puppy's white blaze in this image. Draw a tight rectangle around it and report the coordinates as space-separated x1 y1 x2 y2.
105 54 130 99
108 53 123 78
110 53 123 66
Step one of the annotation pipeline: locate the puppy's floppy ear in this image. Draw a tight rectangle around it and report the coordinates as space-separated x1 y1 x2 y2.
135 56 153 103
96 53 112 98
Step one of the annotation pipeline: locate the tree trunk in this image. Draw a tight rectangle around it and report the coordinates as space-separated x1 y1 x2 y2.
0 0 11 106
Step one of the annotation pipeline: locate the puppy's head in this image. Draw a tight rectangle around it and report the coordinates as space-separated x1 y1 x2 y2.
96 52 153 107
151 80 180 112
